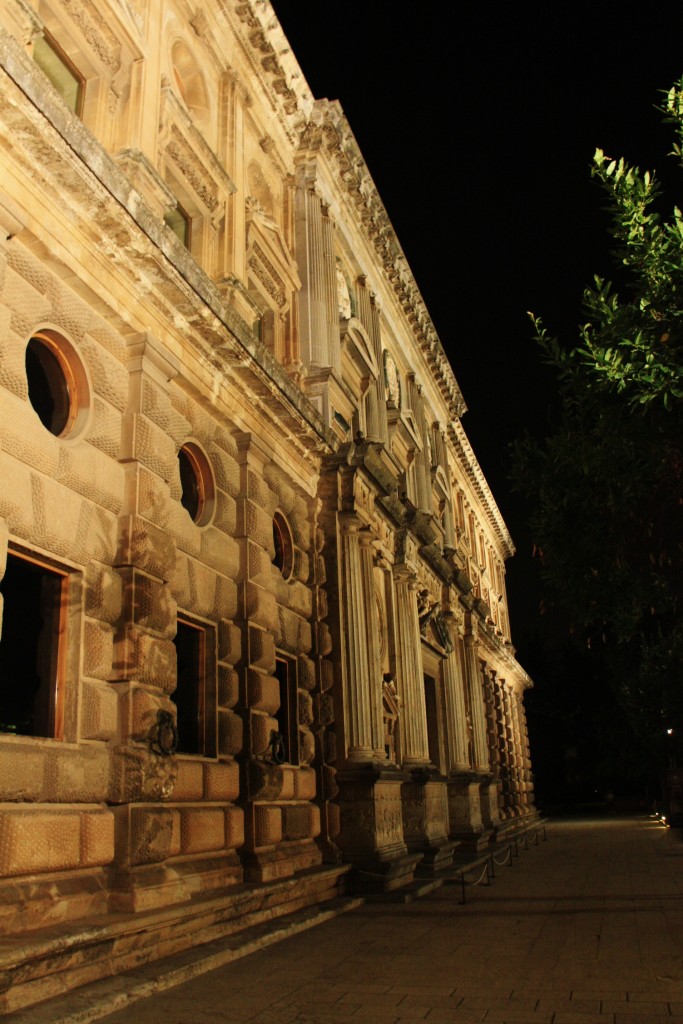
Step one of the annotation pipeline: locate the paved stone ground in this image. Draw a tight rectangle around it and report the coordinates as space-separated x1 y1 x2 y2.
96 816 683 1024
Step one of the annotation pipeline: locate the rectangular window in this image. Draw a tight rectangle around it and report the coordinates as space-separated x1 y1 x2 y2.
0 551 68 738
172 617 216 756
274 655 299 765
424 673 443 772
164 203 192 249
33 32 84 116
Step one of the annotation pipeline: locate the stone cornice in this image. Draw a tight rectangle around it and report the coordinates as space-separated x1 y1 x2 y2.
228 5 467 424
223 0 314 146
227 6 471 457
296 99 467 424
448 418 515 560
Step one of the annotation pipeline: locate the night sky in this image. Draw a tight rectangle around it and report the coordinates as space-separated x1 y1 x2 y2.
270 2 683 647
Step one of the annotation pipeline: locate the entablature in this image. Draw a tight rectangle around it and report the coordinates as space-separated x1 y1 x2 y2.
228 0 313 143
296 98 466 424
448 418 515 562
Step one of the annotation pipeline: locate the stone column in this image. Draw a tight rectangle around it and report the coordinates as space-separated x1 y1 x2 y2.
463 632 490 772
338 515 374 762
508 688 525 816
369 296 389 443
321 205 341 373
223 74 248 282
358 532 385 760
442 616 470 772
478 664 502 831
353 279 382 443
295 181 331 368
407 377 431 513
511 688 532 815
496 676 514 818
353 278 381 442
393 568 430 766
445 627 488 851
516 693 536 815
417 429 432 514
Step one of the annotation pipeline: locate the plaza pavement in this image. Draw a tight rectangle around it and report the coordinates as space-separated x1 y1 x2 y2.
17 815 683 1024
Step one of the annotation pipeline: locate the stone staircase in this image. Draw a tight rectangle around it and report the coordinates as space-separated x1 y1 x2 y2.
0 864 353 1020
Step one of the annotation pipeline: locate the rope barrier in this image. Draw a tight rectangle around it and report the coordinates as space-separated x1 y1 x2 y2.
490 844 513 869
454 823 548 905
458 859 491 904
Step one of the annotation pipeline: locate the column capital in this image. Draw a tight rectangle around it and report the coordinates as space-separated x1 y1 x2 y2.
392 562 417 586
442 609 464 641
338 511 369 536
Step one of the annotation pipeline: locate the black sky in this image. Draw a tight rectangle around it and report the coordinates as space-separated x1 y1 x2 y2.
270 2 683 643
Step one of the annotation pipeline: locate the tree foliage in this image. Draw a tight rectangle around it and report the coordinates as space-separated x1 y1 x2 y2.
512 77 683 760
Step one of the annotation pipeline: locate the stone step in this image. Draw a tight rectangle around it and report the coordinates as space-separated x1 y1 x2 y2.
3 895 363 1024
0 864 351 1017
363 877 443 903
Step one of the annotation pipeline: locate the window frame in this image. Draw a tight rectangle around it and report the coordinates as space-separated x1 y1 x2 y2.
0 548 70 740
25 329 90 440
274 654 299 766
33 30 85 117
177 441 215 528
172 614 217 758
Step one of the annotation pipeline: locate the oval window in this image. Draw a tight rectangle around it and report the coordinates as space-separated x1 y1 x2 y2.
272 510 294 580
178 442 214 526
25 330 88 438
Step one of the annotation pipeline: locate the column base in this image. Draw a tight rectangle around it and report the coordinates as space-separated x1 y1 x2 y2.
241 839 322 884
402 770 457 876
480 777 502 831
448 771 492 854
336 765 421 893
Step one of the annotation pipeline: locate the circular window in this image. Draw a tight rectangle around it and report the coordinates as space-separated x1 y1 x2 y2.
178 443 215 526
272 511 294 580
25 330 89 438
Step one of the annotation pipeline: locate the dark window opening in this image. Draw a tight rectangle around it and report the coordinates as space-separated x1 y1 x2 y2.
0 552 67 738
172 619 204 754
275 656 298 764
172 617 216 756
26 336 73 436
272 511 293 580
424 673 442 772
33 32 84 116
178 447 201 522
382 675 400 762
164 204 192 248
177 443 214 526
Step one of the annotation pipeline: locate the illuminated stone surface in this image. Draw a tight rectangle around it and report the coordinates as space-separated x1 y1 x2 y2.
0 0 537 1011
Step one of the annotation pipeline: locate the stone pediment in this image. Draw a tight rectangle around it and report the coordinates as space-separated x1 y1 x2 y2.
398 408 422 451
159 87 236 222
339 317 378 379
433 464 449 495
246 202 301 311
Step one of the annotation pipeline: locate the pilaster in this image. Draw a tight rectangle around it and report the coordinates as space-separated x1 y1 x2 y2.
338 514 374 763
392 567 430 766
109 332 188 911
358 530 385 760
442 614 470 772
463 627 490 773
295 180 336 369
479 665 502 832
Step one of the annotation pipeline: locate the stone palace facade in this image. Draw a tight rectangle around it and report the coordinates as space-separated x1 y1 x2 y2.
0 0 537 1011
